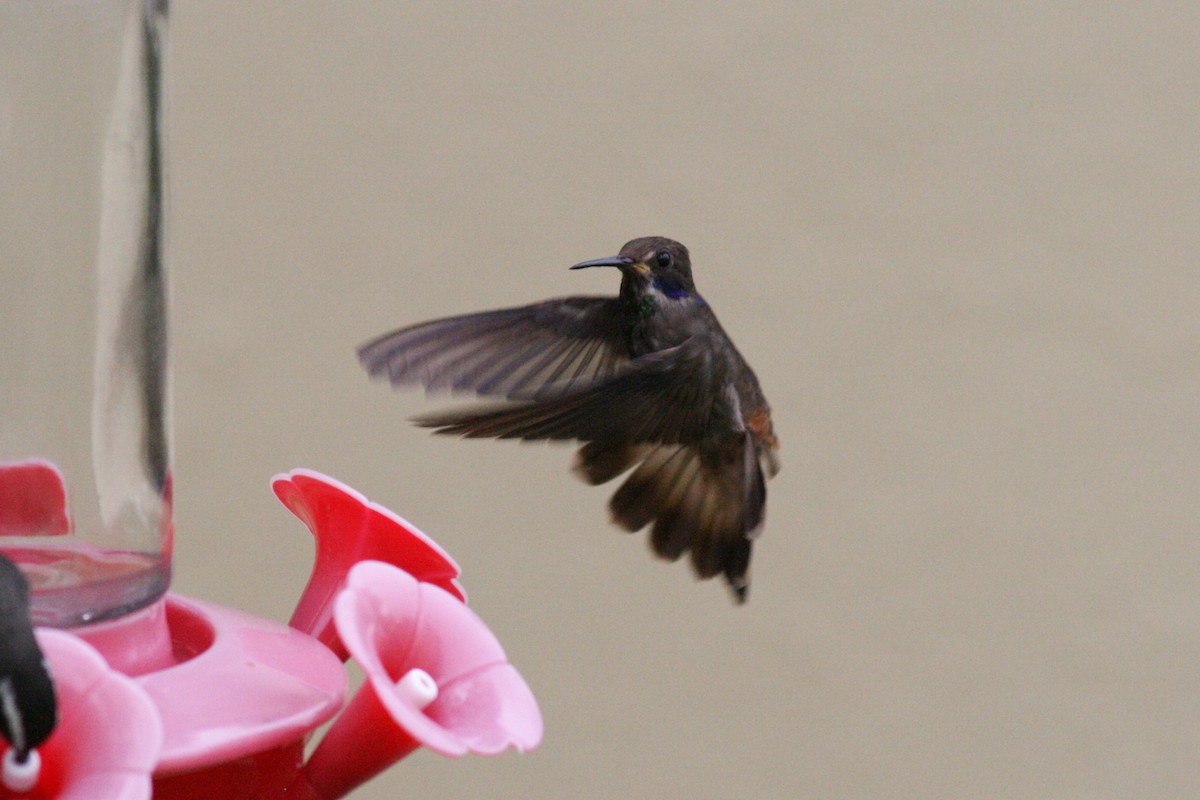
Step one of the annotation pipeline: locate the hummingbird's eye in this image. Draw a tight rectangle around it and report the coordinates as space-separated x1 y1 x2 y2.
655 250 674 269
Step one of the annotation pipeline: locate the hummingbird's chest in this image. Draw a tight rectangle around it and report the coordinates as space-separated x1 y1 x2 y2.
620 291 705 358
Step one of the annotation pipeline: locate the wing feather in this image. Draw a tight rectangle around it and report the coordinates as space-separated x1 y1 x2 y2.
412 336 720 445
358 297 630 399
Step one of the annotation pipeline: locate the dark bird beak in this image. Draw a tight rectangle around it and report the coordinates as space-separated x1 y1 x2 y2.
570 256 633 270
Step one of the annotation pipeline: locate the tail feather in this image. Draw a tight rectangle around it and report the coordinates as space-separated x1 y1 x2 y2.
572 441 646 485
722 540 752 603
600 435 765 602
608 446 692 534
649 454 706 561
743 432 768 538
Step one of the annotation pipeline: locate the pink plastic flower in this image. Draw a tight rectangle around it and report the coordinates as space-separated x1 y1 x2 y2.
272 469 464 660
289 560 543 799
0 630 162 800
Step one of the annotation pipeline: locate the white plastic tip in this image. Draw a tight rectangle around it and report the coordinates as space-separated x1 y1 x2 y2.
396 667 438 710
3 746 41 794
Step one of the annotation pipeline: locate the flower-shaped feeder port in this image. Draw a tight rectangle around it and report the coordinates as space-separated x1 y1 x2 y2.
0 629 162 800
286 560 543 800
273 470 464 661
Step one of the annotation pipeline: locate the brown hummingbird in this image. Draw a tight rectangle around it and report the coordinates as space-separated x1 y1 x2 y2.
358 237 779 601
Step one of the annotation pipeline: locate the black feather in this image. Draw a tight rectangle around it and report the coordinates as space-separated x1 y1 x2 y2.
0 556 57 759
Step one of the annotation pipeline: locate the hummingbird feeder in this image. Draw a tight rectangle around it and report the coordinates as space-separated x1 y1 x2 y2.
0 2 542 797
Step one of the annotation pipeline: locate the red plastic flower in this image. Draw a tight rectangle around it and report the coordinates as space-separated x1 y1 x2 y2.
0 630 162 800
0 459 71 537
290 560 543 799
272 469 464 660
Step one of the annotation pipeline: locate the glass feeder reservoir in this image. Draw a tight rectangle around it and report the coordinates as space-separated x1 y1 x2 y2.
0 0 171 626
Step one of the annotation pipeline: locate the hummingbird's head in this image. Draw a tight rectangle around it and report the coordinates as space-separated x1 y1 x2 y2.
570 237 696 297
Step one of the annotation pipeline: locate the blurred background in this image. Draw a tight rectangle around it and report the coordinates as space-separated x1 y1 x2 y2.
160 3 1198 798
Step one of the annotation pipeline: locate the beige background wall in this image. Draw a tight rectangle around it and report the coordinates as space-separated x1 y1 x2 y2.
162 4 1197 798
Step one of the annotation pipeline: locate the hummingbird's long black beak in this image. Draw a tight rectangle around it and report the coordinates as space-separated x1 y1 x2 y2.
570 256 633 270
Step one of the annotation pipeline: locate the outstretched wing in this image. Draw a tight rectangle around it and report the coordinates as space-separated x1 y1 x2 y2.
358 296 631 399
411 336 725 444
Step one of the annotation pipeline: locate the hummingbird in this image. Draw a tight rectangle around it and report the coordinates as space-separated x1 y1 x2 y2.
358 237 779 602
